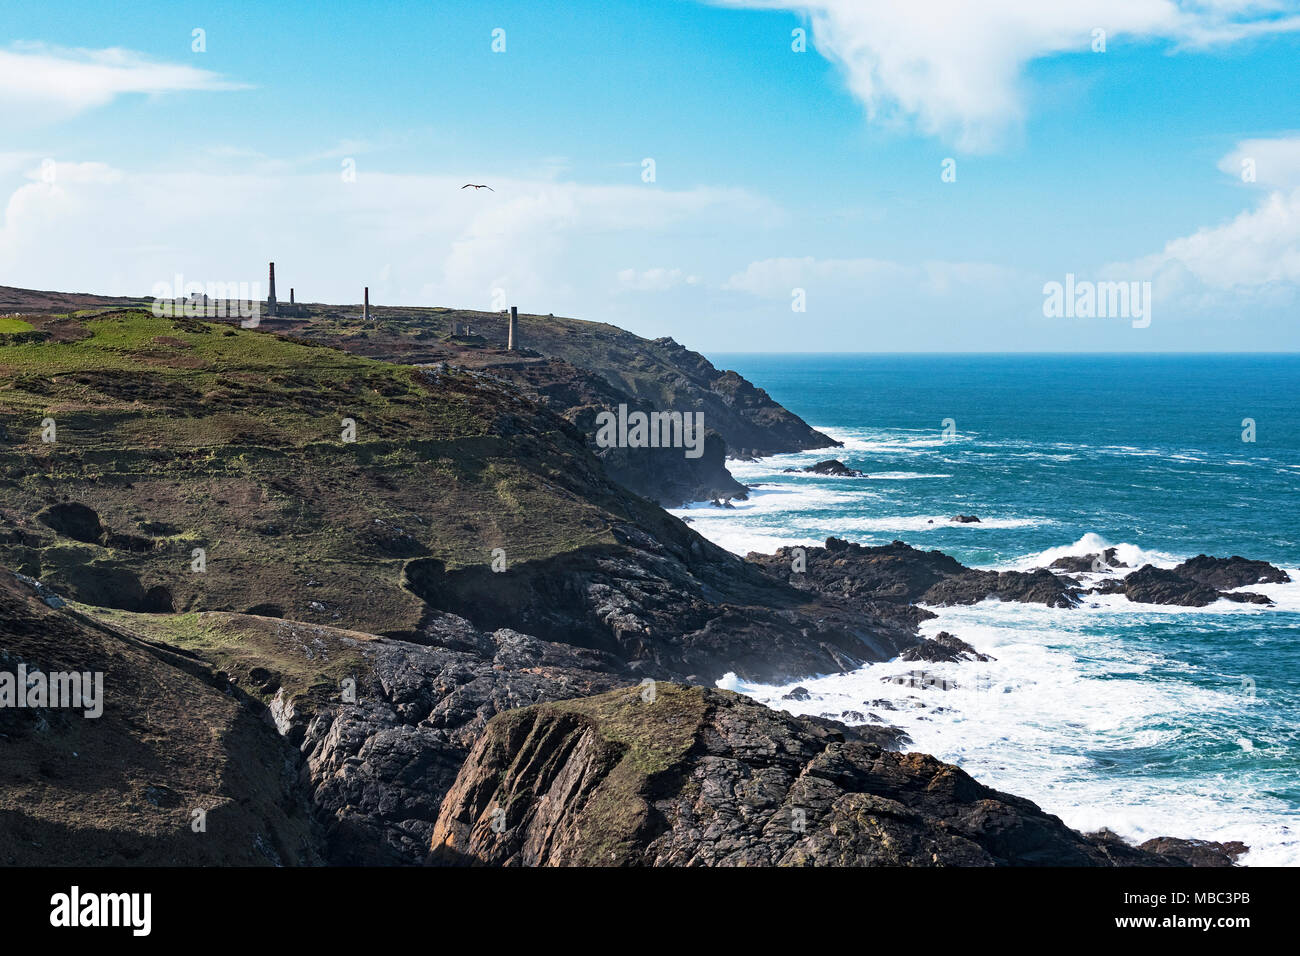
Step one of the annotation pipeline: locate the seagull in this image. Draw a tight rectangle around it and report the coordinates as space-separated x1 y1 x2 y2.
461 183 494 191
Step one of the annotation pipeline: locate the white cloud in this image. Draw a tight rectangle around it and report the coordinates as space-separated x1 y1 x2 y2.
1125 187 1300 289
0 43 246 125
616 267 701 291
713 1 1300 151
1112 136 1300 312
0 159 773 313
1218 134 1300 188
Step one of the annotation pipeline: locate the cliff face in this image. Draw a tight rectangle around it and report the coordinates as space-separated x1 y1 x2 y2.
467 356 747 507
269 306 839 459
428 685 1233 867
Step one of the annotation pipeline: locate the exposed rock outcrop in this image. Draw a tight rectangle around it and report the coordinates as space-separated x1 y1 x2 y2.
1050 548 1129 572
429 685 1231 867
1170 554 1290 589
298 616 628 864
750 538 1080 615
402 527 923 685
784 459 864 477
900 631 993 663
1090 559 1288 607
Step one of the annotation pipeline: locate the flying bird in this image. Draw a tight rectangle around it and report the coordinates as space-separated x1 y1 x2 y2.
461 183 494 191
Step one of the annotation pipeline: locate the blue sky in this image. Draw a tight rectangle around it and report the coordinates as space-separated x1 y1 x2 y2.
2 0 1299 351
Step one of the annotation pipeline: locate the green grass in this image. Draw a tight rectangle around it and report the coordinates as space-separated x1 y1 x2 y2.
0 317 33 333
80 605 373 713
0 309 634 635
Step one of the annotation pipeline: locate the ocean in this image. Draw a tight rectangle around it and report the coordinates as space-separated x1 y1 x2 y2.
670 354 1300 865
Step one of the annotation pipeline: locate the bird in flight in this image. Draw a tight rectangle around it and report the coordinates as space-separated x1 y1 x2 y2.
461 184 494 191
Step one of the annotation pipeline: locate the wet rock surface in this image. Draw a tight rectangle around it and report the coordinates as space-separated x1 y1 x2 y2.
900 631 993 663
783 459 865 477
1088 558 1289 607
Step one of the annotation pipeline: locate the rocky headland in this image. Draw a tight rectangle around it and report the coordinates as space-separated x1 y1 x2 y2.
0 292 1279 867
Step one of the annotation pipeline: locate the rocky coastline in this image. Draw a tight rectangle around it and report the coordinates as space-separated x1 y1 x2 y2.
0 299 1283 868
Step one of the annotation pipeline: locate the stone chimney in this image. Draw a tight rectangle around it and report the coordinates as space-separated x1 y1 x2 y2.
364 287 370 322
267 262 278 317
507 306 517 350
290 288 295 304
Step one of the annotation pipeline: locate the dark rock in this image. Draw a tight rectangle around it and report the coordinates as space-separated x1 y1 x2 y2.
785 459 864 477
1085 554 1288 607
1050 548 1129 572
143 784 181 808
900 631 993 663
750 538 1079 616
1096 565 1227 607
1221 591 1273 605
1136 837 1249 867
430 685 1218 867
950 514 981 523
403 529 921 686
782 686 811 701
1172 554 1290 589
297 616 628 864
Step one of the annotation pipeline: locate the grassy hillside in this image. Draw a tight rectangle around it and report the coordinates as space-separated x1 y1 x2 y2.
271 304 837 457
0 310 650 636
0 571 322 865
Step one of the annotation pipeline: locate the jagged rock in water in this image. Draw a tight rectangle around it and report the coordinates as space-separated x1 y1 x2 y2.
1091 562 1281 607
1171 554 1290 589
1049 548 1129 572
783 459 864 477
900 631 993 663
750 538 1079 616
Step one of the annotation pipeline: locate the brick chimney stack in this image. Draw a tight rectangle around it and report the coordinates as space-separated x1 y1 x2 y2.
267 262 278 317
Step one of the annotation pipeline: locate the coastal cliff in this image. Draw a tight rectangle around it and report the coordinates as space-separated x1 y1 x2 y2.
0 297 1262 867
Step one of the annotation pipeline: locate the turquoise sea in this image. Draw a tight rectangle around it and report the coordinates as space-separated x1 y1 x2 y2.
672 354 1300 864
